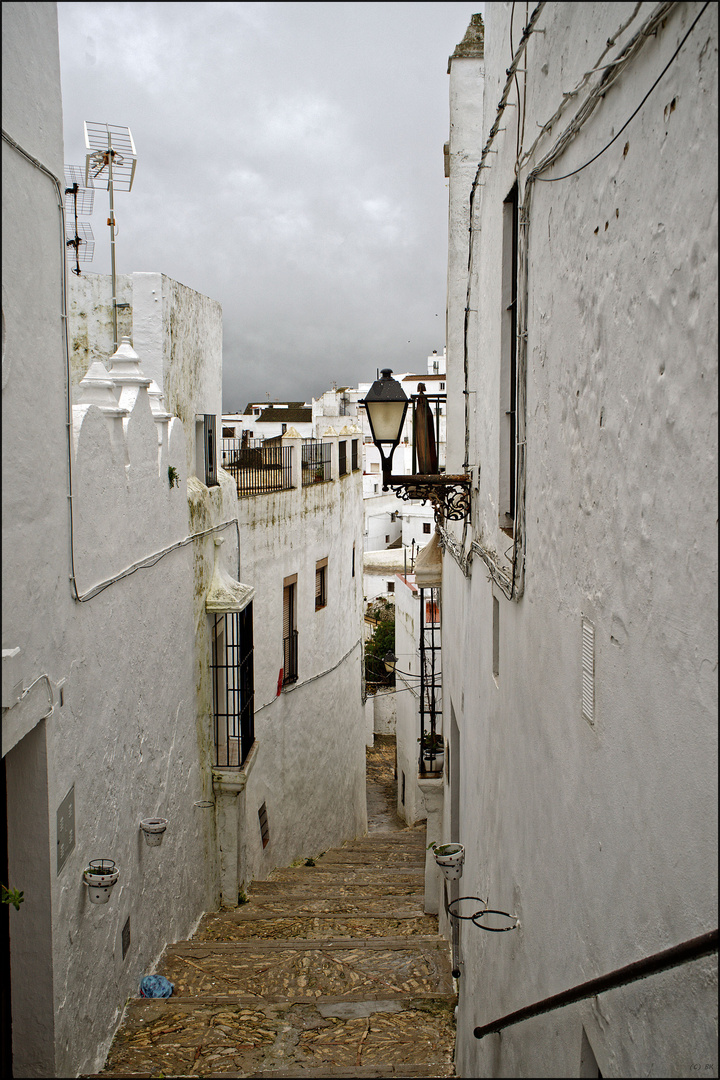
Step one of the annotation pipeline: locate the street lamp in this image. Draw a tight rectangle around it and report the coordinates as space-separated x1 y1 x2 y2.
360 369 470 523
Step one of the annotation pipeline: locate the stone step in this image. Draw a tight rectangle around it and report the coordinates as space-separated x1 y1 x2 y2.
158 938 453 1001
195 911 441 942
99 995 456 1078
222 896 427 918
269 867 424 884
314 850 424 866
248 882 424 901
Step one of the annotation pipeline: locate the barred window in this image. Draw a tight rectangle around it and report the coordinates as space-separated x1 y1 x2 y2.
211 605 254 767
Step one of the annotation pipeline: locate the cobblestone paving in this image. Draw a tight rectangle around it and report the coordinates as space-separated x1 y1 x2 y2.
97 735 456 1077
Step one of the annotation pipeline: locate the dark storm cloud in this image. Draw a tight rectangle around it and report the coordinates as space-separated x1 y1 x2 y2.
58 1 483 408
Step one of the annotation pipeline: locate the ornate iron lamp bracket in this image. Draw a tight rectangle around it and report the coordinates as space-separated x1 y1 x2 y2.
384 473 471 524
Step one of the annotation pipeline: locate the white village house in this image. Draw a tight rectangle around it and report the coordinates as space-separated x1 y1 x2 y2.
2 6 366 1076
431 7 717 1077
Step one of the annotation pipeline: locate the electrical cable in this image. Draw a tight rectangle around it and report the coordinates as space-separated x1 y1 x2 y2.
535 1 711 182
2 128 243 605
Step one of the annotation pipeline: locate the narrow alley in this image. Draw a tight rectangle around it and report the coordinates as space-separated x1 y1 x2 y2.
94 735 457 1078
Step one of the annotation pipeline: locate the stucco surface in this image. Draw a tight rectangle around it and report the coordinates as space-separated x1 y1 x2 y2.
443 4 718 1077
235 465 368 882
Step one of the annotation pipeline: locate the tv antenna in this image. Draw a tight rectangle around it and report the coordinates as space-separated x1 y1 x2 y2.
64 165 95 276
84 121 137 350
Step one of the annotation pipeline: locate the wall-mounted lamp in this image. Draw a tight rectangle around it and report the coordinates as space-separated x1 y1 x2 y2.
360 369 470 523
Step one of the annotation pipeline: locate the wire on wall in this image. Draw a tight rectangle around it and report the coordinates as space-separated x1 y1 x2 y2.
447 0 706 599
2 128 242 605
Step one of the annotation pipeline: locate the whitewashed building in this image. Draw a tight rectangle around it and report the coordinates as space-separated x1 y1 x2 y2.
2 7 366 1076
437 7 718 1078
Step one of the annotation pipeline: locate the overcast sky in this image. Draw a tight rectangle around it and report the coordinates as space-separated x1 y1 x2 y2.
58 2 484 411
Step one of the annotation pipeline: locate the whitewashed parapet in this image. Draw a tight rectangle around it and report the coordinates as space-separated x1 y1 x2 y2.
323 426 340 480
281 426 303 487
72 347 188 592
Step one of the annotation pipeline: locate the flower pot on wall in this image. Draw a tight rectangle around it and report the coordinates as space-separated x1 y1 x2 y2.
83 860 120 904
140 818 168 847
431 843 465 881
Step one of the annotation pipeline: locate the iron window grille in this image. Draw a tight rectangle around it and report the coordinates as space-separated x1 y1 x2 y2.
211 605 255 767
302 440 331 485
221 438 292 497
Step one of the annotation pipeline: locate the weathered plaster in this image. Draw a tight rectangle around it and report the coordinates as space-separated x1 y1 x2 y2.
444 6 718 1077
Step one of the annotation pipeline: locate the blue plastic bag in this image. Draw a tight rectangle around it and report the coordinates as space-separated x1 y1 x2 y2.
139 975 174 998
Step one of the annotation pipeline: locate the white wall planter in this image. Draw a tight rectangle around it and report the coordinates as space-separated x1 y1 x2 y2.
432 843 465 881
140 818 168 847
83 860 120 904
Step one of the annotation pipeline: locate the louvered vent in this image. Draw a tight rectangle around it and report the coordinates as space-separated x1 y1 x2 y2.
581 617 595 725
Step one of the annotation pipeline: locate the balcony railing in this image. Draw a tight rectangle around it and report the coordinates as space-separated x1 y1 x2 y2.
222 439 292 497
302 441 331 486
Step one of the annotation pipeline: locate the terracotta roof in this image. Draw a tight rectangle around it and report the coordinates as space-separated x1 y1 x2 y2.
401 373 446 382
258 406 312 424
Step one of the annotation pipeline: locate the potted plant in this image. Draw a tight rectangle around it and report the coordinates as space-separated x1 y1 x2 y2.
419 732 444 772
428 841 465 881
83 859 120 904
140 818 168 847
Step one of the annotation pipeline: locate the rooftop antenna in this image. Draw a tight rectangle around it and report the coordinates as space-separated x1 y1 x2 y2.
84 121 137 351
64 165 95 276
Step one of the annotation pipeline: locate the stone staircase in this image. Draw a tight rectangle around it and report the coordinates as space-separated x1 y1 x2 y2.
98 736 456 1077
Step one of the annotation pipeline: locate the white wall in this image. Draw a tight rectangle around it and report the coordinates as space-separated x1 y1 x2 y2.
234 450 367 880
442 6 718 1077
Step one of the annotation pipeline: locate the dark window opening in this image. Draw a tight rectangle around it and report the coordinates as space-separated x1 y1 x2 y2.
423 522 431 534
351 439 359 470
211 605 255 767
339 440 348 476
500 183 518 536
283 578 298 686
315 559 328 610
258 802 270 848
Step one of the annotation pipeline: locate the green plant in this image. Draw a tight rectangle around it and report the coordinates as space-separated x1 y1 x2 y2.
237 890 248 905
427 842 462 856
304 857 315 867
419 732 444 752
168 465 180 489
1 884 24 910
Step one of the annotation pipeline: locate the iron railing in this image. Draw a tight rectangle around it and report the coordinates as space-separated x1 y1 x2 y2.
222 439 292 497
419 586 443 773
283 630 299 686
302 441 331 486
211 606 254 767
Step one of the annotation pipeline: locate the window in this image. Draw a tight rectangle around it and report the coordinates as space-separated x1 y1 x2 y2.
351 439 359 471
339 440 347 476
315 557 328 611
211 605 255 766
373 484 379 494
283 576 298 686
281 423 287 435
352 543 355 578
387 581 395 593
500 183 518 536
440 382 445 390
196 414 218 487
258 802 270 848
423 522 431 534
222 427 235 438
492 596 500 680
385 535 390 544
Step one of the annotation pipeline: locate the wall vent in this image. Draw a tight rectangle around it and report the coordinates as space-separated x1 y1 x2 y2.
581 617 595 725
258 802 270 848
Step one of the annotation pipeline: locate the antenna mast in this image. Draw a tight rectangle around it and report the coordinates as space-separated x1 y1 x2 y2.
64 165 95 275
84 121 137 351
